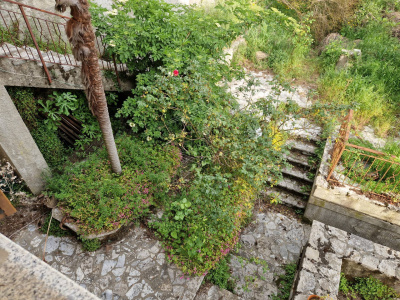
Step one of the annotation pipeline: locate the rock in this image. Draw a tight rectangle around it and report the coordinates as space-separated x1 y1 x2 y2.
336 49 361 70
319 33 362 54
255 51 268 61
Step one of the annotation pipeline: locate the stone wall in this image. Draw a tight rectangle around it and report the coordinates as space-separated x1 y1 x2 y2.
291 221 400 300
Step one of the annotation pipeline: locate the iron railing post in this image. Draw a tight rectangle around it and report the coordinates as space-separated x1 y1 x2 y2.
327 109 353 181
18 4 52 84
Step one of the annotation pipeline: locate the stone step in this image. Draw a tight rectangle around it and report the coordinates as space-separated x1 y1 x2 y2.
276 177 311 196
264 187 307 209
286 139 317 156
194 285 239 300
281 165 314 184
284 152 311 169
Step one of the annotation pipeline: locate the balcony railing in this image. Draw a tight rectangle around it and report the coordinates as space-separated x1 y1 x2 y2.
0 0 122 85
327 110 400 202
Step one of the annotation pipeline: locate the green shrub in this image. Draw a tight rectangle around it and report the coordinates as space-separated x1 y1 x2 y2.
152 175 255 276
7 87 39 131
78 237 101 252
31 123 68 169
205 256 234 291
38 91 102 149
45 135 181 234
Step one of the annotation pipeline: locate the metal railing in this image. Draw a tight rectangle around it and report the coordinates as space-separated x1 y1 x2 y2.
0 0 122 85
327 110 400 201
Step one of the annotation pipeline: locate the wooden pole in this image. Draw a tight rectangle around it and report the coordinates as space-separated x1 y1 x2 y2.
0 190 17 218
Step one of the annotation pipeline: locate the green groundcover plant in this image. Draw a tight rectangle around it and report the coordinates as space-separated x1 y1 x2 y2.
45 135 181 234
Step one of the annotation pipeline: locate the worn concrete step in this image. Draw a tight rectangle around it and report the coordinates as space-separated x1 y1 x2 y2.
284 152 312 169
264 187 307 209
194 284 239 300
276 177 311 196
281 165 314 184
287 139 317 156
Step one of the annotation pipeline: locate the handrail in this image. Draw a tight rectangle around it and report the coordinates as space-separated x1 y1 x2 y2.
2 0 71 19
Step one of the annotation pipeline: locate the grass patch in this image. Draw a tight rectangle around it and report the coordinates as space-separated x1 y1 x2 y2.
339 273 399 300
40 214 73 237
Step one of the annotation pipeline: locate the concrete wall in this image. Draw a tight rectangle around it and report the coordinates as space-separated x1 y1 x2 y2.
0 81 49 195
0 233 100 299
304 138 400 251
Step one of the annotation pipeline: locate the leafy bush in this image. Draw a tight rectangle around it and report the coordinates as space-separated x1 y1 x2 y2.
152 175 255 276
90 0 250 73
205 256 234 291
7 87 39 131
32 123 68 169
38 91 102 149
78 237 101 252
45 135 181 234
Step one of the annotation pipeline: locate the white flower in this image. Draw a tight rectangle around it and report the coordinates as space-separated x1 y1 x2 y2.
129 122 135 127
146 136 152 141
109 40 116 47
215 23 221 28
105 8 118 15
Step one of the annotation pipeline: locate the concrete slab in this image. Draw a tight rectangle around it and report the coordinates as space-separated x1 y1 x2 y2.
0 82 49 195
0 233 100 300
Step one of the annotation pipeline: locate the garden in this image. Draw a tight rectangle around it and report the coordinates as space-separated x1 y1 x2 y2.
2 0 400 298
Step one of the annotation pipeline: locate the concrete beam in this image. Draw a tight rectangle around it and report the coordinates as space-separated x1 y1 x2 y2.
0 82 49 195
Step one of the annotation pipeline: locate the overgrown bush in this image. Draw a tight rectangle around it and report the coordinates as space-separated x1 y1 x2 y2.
45 135 181 234
7 87 39 131
32 123 68 169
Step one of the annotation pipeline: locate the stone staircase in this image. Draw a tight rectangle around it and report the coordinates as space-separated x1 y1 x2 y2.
266 137 320 209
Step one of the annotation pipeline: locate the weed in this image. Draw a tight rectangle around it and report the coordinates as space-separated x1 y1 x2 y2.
339 273 399 300
205 256 234 292
40 214 73 237
272 262 297 300
7 87 39 131
78 237 101 252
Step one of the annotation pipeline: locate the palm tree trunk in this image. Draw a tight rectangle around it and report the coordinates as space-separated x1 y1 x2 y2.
55 0 121 174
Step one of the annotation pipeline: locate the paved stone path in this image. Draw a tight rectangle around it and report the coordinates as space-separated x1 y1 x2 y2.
11 210 310 300
229 212 310 299
13 224 203 300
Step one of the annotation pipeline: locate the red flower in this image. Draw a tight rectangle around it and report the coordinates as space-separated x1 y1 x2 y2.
173 69 179 76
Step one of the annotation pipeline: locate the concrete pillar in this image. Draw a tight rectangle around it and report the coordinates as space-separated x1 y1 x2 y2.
0 83 49 195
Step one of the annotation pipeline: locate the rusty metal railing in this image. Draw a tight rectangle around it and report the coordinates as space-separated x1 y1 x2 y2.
0 0 123 85
327 110 400 201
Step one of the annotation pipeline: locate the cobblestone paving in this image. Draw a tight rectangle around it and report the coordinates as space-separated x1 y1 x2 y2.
12 224 203 300
228 211 311 300
11 210 311 300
